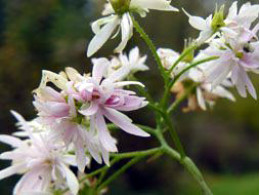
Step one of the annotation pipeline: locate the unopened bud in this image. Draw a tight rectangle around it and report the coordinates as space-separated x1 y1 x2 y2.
211 5 226 32
182 38 195 63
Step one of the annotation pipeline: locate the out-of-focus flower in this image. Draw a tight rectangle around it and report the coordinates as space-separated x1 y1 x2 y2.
225 2 259 35
87 0 178 56
157 47 191 81
158 47 236 111
105 47 149 80
203 28 259 99
0 112 81 195
183 61 235 111
184 2 259 44
172 79 235 112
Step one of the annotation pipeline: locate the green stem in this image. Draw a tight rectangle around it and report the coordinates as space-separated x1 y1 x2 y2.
170 56 219 88
97 156 144 192
161 112 186 158
168 45 197 74
96 148 159 190
162 56 219 111
110 147 162 159
165 147 213 195
131 14 168 83
61 158 121 194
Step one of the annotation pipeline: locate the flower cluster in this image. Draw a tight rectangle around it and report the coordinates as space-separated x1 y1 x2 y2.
0 0 258 194
0 48 150 194
158 1 259 111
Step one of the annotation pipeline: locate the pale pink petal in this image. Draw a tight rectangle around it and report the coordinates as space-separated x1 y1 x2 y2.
59 164 79 195
79 102 99 116
95 113 118 152
103 108 150 137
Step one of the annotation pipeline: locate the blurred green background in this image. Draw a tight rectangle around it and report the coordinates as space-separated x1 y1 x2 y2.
0 0 258 194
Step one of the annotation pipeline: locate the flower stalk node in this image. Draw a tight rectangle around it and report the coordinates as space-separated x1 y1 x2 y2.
110 0 131 15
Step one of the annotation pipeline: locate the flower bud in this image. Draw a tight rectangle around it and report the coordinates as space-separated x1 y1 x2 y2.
182 38 195 63
110 0 131 15
211 5 225 32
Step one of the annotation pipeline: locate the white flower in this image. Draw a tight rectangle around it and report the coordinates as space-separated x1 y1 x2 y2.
202 29 259 99
183 2 259 44
187 61 236 111
225 2 259 31
105 47 149 80
87 0 178 57
0 112 82 195
183 9 215 44
157 48 188 80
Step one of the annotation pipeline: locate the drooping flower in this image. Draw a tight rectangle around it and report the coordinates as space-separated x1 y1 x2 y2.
180 59 235 111
158 48 235 111
87 0 178 57
105 47 149 80
0 111 82 195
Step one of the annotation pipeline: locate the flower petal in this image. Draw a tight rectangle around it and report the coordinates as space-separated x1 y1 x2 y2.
87 15 120 57
95 113 118 152
183 9 208 31
0 135 23 148
131 0 179 12
60 164 79 195
103 108 150 137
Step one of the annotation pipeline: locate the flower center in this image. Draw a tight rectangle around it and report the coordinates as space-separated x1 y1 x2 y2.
92 90 101 100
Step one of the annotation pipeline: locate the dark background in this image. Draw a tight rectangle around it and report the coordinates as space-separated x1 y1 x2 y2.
0 0 258 194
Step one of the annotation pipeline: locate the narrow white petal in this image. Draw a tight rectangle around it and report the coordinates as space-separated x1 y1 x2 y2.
0 135 23 148
114 81 145 88
60 164 79 195
87 16 120 57
131 0 179 12
196 88 207 110
183 9 208 31
0 163 25 180
114 13 133 53
92 58 110 82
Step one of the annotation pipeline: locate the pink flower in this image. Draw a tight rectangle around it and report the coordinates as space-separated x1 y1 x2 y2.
70 58 150 152
33 86 109 172
0 111 82 195
33 59 149 170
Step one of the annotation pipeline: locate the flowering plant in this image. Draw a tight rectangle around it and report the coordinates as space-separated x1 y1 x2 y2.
0 1 258 194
